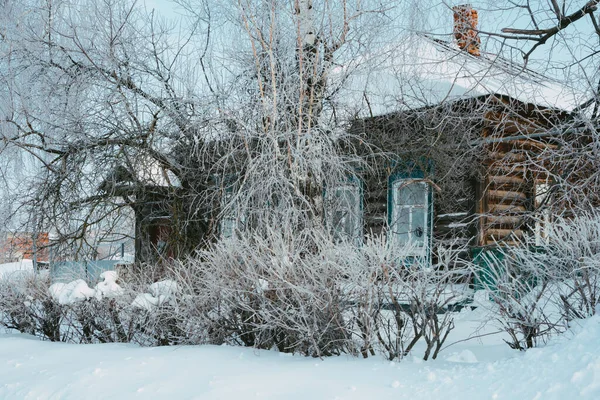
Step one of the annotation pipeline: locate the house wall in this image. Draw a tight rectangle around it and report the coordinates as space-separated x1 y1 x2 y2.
351 99 483 263
478 97 566 246
353 94 570 261
0 232 49 263
360 165 476 266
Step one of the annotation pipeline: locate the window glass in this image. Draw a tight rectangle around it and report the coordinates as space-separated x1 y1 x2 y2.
391 180 429 256
221 216 236 239
392 208 411 246
534 183 551 246
326 181 362 244
220 190 243 239
396 182 425 206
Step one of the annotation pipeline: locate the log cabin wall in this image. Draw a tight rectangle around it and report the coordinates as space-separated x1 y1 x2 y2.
351 101 483 263
478 96 568 246
352 94 570 260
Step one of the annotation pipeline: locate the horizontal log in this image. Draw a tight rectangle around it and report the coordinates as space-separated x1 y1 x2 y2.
488 204 527 213
486 215 522 226
487 164 527 174
364 188 387 200
488 175 525 185
509 139 559 151
485 228 524 239
484 111 538 124
488 183 526 193
487 189 527 201
365 201 387 209
492 122 543 136
364 215 386 223
435 226 473 236
487 151 527 162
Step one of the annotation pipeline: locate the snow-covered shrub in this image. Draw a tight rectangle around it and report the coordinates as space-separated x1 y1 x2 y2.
128 273 185 347
175 228 354 357
544 213 600 321
477 212 600 349
57 272 140 344
477 249 557 350
402 248 468 360
172 228 468 360
0 273 62 341
346 237 469 360
0 263 191 346
0 269 147 344
48 269 186 346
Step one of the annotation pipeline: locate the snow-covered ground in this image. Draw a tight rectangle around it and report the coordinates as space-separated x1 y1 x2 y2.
1 308 599 399
0 259 33 279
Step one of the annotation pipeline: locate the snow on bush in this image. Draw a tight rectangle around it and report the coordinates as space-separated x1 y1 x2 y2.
131 293 160 310
131 279 179 311
95 271 123 300
475 211 600 350
48 271 123 305
48 280 96 305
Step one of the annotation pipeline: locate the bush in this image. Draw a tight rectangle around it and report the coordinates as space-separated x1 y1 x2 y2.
347 237 467 360
0 273 62 341
174 229 353 357
172 229 470 360
0 228 473 361
476 212 600 350
0 269 181 345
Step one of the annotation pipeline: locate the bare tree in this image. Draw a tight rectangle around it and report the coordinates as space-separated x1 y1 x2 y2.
0 0 218 263
0 0 399 263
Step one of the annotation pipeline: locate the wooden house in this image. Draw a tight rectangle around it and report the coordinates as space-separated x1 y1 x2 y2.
97 6 581 267
347 94 572 263
98 156 191 265
329 5 580 263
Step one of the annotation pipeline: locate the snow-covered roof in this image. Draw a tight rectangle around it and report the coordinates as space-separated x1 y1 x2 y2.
135 154 181 188
334 35 583 117
101 154 181 192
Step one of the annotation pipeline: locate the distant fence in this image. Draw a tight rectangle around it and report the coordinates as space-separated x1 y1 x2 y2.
50 260 130 283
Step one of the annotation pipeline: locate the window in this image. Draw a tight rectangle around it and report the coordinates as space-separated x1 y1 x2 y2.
534 182 551 246
325 179 362 245
220 188 245 239
389 179 431 257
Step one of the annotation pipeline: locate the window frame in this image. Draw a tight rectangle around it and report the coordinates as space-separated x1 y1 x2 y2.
387 162 434 262
533 182 551 246
219 179 246 240
324 175 363 246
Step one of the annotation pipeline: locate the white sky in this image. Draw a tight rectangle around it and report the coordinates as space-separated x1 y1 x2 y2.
140 0 598 77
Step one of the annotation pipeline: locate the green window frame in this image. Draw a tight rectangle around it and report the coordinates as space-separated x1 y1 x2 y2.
388 162 433 260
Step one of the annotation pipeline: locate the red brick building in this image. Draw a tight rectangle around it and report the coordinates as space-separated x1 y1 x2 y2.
0 232 49 263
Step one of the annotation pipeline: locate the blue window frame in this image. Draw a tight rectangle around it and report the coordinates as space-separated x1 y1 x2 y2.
388 162 433 260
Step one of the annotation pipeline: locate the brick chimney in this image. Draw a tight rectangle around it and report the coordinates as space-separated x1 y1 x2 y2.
453 4 480 56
